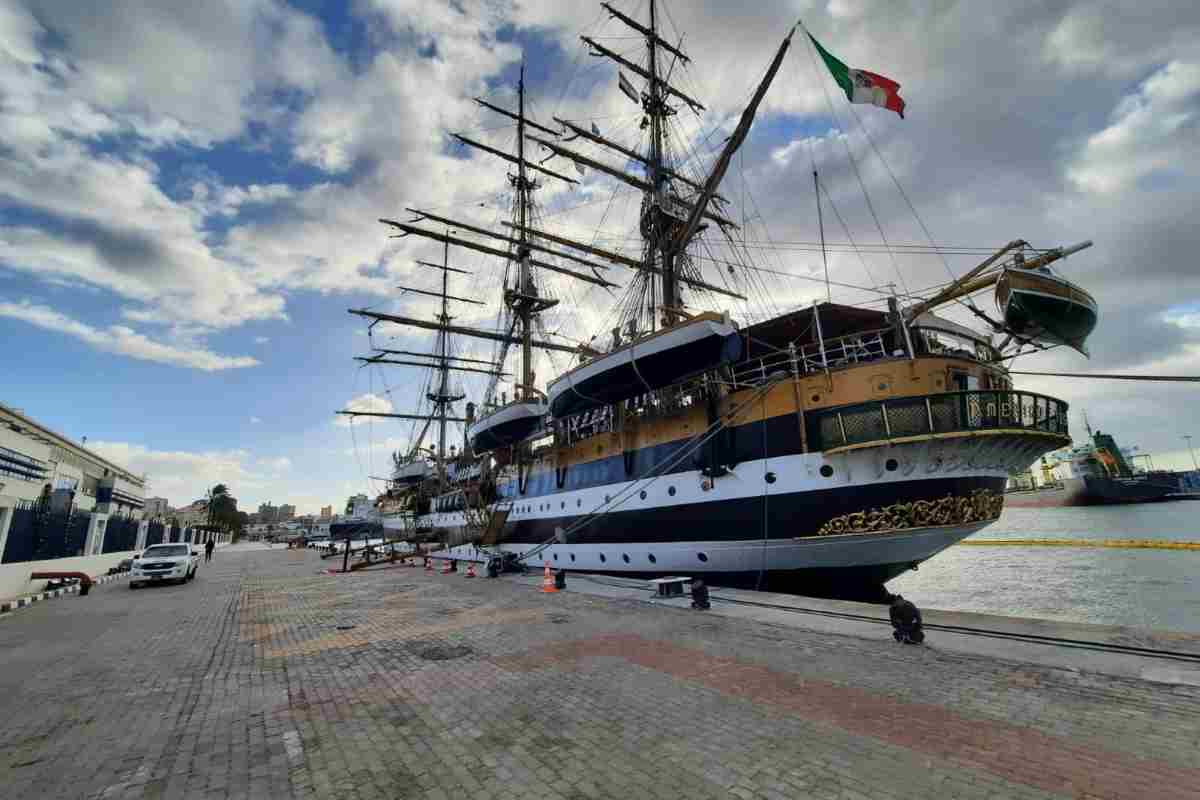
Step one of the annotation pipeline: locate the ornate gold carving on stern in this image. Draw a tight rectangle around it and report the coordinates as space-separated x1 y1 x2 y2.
816 489 1004 536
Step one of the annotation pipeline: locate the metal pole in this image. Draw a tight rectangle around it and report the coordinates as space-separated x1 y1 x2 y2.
812 301 828 371
815 171 830 303
1185 435 1199 470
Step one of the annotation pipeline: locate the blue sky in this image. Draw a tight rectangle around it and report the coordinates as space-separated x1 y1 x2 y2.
3 1 1199 511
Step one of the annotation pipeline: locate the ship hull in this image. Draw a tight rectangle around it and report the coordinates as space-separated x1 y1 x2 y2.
1005 475 1177 507
385 436 1051 600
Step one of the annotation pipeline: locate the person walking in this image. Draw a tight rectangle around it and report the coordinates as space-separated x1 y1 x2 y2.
204 538 215 563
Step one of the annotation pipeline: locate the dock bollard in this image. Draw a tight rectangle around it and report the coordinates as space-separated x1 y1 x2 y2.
690 579 710 610
889 594 925 644
554 569 566 590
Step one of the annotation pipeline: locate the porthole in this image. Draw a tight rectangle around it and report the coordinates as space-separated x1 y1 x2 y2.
811 394 820 403
639 490 647 500
697 552 709 563
553 553 558 561
885 458 899 472
570 553 576 562
561 501 565 510
820 464 834 478
877 382 888 391
599 553 607 563
622 553 630 563
765 472 777 484
668 486 676 496
605 494 610 503
648 554 657 564
577 499 582 508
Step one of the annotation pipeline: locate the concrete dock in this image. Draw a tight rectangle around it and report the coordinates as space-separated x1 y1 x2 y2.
1 545 1198 799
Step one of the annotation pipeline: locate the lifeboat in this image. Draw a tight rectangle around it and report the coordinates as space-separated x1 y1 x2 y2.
547 312 742 419
392 459 431 485
469 399 547 453
995 267 1098 356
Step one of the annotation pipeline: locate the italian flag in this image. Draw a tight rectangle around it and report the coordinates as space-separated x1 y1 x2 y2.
809 33 906 118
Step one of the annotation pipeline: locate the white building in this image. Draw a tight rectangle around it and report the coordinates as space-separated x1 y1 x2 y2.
0 402 147 562
144 496 171 518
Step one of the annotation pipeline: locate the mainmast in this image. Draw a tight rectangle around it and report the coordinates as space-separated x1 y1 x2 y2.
646 0 672 328
508 65 556 401
575 2 791 330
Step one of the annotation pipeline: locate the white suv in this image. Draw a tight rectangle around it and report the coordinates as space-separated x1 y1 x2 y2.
130 544 200 588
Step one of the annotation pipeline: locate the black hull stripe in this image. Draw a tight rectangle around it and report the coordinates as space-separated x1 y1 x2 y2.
489 476 1005 544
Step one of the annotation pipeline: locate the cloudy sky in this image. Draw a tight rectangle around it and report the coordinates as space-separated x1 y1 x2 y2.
2 0 1198 513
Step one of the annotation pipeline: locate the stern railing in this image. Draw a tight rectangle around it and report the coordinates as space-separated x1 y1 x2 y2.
808 390 1070 451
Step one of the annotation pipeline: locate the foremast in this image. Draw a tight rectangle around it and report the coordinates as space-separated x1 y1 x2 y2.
340 240 473 492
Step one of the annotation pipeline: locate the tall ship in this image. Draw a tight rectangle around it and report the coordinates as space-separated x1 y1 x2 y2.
340 2 1099 599
1006 426 1179 507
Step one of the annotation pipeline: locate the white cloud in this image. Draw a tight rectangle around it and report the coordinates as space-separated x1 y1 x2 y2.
88 441 260 508
259 456 292 471
1068 59 1200 193
254 336 270 344
0 301 259 371
250 416 263 424
334 393 394 426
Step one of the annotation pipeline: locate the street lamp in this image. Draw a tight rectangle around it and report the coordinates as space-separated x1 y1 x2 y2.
1184 435 1199 471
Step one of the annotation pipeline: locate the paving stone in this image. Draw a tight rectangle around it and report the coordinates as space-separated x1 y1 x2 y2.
0 546 1198 799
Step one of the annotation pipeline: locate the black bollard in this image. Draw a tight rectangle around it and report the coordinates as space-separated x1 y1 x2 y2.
554 569 566 590
690 578 710 610
486 558 500 578
889 594 925 644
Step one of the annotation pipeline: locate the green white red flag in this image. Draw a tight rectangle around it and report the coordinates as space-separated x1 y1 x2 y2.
808 33 906 118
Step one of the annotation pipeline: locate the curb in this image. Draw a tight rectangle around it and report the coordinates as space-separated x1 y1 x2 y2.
0 572 129 616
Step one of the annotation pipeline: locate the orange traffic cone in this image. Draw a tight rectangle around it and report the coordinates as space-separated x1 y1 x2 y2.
541 560 558 593
465 563 477 578
441 560 452 574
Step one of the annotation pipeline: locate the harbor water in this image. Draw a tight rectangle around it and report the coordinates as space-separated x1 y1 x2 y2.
889 503 1200 633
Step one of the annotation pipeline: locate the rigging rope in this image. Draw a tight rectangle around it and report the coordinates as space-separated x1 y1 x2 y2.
1008 372 1200 382
799 30 912 300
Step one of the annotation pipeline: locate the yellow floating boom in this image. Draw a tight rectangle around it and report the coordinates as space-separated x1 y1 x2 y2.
957 539 1200 550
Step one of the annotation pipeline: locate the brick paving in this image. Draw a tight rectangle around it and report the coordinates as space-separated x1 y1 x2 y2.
0 545 1197 799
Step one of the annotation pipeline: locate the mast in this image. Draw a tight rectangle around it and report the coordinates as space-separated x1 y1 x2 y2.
437 236 450 484
647 0 673 327
517 66 531 401
583 3 791 328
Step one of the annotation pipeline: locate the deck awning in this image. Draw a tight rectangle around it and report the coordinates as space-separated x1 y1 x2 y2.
741 303 890 355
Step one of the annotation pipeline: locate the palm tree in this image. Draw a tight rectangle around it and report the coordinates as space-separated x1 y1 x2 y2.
206 484 228 525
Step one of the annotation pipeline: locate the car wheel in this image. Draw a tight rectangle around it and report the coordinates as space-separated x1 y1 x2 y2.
130 582 139 590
